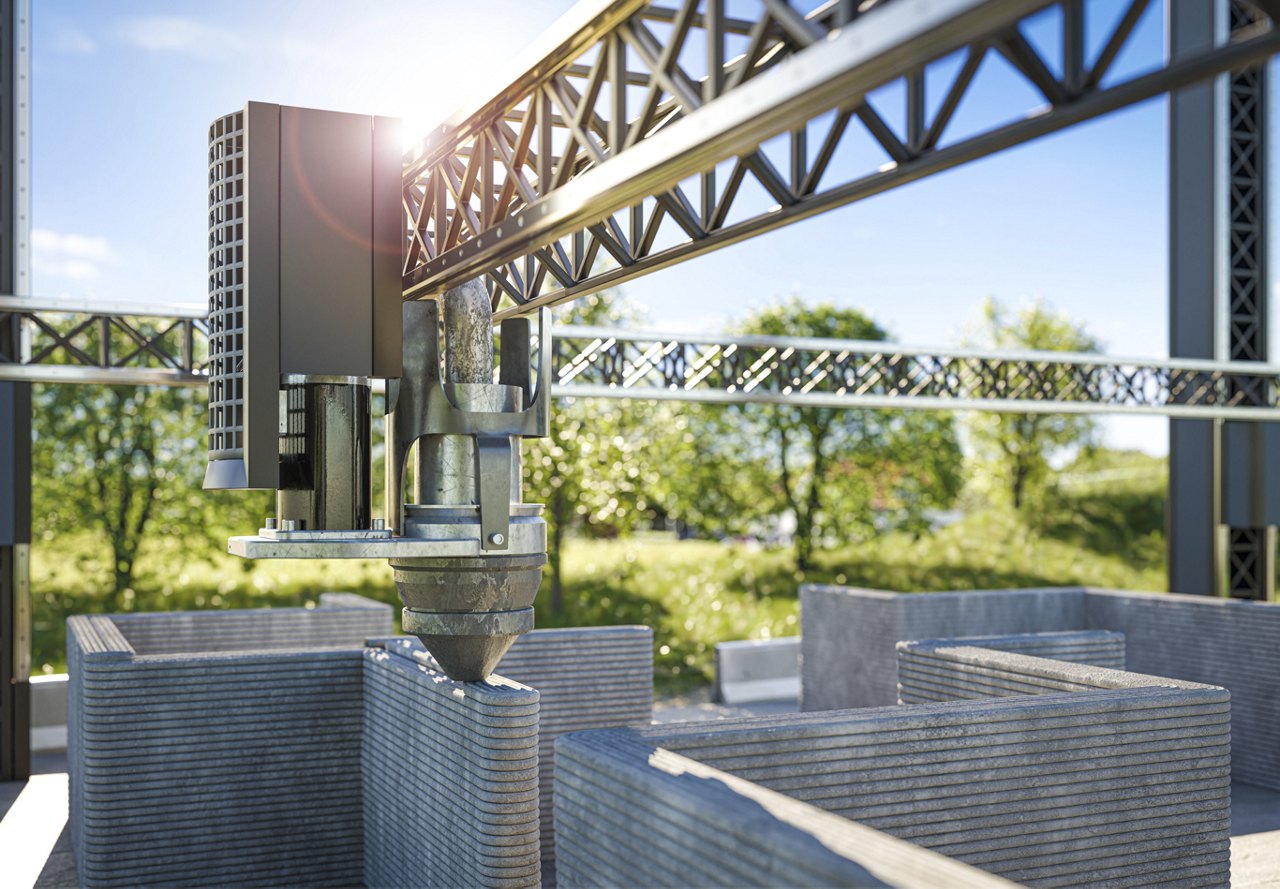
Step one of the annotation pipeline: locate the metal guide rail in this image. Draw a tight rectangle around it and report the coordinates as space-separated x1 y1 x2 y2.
397 0 1280 317
0 296 206 386
3 301 1280 420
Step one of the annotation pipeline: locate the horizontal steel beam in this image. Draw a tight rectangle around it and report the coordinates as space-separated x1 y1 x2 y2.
0 295 205 319
555 383 1280 420
403 0 1051 302
0 364 205 386
7 316 1279 420
397 0 1280 318
549 326 1280 419
557 325 1280 375
0 301 206 380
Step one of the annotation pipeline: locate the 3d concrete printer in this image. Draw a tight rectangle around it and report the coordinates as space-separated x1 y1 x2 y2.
204 102 549 680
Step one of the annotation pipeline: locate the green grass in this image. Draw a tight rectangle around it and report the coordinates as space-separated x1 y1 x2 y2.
31 507 1165 693
538 506 1163 692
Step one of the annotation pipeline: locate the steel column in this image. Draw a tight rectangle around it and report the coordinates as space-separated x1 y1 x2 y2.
0 0 28 781
0 417 31 782
1168 0 1223 596
1222 0 1276 600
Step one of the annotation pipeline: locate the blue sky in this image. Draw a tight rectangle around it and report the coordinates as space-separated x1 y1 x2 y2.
29 1 1264 454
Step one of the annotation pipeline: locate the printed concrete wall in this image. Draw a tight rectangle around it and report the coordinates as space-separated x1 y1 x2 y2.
896 631 1125 702
554 726 1011 889
561 661 1231 888
1085 588 1280 791
800 586 1084 710
893 641 1231 882
362 643 542 889
106 591 393 655
68 605 650 888
802 584 1280 793
365 628 652 882
66 597 389 887
495 626 653 876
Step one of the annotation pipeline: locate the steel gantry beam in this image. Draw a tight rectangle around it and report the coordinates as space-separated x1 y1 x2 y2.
399 0 1280 318
7 307 1280 422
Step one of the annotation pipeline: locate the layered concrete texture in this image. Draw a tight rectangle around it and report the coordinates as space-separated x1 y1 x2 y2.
368 628 652 880
896 643 1232 882
494 626 653 875
802 584 1280 791
362 641 542 889
801 586 1083 710
1085 589 1280 791
554 725 1012 889
105 590 393 654
897 631 1125 704
559 659 1230 888
67 594 392 887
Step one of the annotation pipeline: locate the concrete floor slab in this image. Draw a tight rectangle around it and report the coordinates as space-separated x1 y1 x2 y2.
1233 781 1280 888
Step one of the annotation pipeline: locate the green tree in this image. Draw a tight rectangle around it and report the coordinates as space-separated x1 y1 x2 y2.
524 292 671 611
670 299 965 569
32 381 264 605
964 297 1100 511
28 313 268 605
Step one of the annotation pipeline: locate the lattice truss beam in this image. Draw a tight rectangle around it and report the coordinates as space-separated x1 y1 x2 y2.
400 0 1280 317
4 306 1280 419
550 327 1280 419
0 298 206 386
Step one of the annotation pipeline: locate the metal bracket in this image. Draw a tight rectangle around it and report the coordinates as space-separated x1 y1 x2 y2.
476 435 513 550
386 299 551 534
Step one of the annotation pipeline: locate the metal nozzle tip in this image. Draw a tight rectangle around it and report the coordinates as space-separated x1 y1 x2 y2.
415 633 519 682
401 605 534 682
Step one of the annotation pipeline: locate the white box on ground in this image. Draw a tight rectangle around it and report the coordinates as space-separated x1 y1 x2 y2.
30 673 68 752
715 636 800 704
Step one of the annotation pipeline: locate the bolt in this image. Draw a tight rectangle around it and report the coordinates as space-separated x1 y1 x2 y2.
280 519 297 532
488 532 505 546
264 517 277 530
372 518 386 531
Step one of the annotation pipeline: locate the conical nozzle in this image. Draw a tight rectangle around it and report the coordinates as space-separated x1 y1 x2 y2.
392 552 543 681
400 605 535 681
413 633 520 682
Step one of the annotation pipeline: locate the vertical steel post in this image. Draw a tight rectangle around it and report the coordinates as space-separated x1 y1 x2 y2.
1170 0 1276 600
1220 1 1276 600
0 476 31 782
1168 0 1223 597
0 0 30 780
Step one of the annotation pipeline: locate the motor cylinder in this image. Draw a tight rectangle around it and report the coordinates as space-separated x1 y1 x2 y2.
276 375 372 531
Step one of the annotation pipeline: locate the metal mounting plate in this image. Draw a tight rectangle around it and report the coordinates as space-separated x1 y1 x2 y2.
228 516 545 560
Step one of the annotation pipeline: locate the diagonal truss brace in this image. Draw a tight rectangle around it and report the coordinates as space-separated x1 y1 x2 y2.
399 0 1280 319
0 297 206 387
